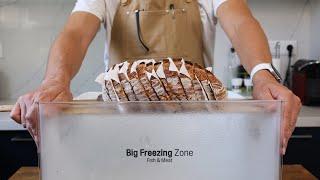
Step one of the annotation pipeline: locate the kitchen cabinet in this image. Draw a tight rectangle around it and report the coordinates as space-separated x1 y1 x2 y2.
284 127 320 178
0 131 38 179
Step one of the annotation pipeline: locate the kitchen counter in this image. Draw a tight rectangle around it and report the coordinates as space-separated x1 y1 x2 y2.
0 113 25 130
0 100 25 131
296 106 320 127
1 99 320 130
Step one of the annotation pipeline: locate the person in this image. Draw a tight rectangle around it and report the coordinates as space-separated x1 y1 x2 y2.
10 0 301 154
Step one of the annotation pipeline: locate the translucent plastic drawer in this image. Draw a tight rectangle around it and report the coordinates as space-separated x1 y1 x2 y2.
39 101 282 180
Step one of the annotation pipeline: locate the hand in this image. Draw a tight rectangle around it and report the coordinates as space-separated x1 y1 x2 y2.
252 70 302 155
10 79 73 145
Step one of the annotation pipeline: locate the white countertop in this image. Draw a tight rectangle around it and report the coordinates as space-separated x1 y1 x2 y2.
0 99 26 131
296 106 320 127
1 100 320 131
0 112 26 130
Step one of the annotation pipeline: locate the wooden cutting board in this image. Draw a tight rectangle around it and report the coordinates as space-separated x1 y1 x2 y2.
0 104 14 112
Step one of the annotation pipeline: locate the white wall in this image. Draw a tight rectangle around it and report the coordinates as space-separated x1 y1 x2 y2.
310 0 320 60
214 0 312 84
0 0 318 99
0 0 105 99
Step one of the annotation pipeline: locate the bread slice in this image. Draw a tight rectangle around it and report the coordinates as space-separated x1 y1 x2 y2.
194 63 215 100
154 62 179 101
182 61 206 101
118 61 137 101
127 61 150 101
102 81 111 101
173 59 197 101
163 58 187 101
146 62 170 101
206 69 227 100
105 80 118 101
137 62 159 101
110 64 128 101
104 67 118 101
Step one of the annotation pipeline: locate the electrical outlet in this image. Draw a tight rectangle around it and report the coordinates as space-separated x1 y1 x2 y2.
269 40 297 56
281 40 297 56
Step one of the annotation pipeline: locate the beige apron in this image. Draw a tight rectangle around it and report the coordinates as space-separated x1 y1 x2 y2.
109 0 205 67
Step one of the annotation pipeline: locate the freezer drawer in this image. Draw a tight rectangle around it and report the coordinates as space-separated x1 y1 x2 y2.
38 101 282 180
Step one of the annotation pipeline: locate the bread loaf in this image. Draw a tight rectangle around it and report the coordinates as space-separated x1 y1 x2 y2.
101 58 227 102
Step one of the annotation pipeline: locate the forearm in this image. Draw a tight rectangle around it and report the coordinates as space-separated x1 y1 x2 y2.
231 16 276 84
215 1 301 155
44 12 101 88
44 31 87 87
218 0 272 74
230 17 272 73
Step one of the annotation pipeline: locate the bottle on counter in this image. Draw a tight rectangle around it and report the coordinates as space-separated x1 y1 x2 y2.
244 78 253 97
227 47 241 90
231 78 243 93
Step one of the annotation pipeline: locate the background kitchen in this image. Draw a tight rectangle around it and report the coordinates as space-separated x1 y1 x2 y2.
0 0 320 179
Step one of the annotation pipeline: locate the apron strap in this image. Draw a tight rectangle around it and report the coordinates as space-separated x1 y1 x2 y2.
135 10 150 52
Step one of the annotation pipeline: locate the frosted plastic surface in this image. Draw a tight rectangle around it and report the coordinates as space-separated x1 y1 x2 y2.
39 101 282 180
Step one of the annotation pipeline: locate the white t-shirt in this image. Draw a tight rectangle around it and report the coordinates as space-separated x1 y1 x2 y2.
72 0 227 67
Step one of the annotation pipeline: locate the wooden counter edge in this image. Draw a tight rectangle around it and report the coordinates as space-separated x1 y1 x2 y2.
9 165 317 180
